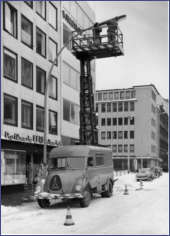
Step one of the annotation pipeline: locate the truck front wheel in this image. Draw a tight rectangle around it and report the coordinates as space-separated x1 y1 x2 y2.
37 199 50 208
80 187 91 208
101 180 113 198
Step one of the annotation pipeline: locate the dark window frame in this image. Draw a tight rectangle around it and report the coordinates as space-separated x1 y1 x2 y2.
130 130 134 139
24 1 33 8
3 2 18 39
36 1 46 20
36 66 46 95
36 27 46 58
4 93 18 126
21 57 33 90
36 105 45 132
3 47 18 83
21 99 33 130
21 14 33 49
49 75 58 100
48 2 58 31
49 109 58 135
48 37 58 66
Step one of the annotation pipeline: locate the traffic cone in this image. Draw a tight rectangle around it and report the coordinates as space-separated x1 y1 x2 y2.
140 180 143 190
123 184 129 195
64 206 75 226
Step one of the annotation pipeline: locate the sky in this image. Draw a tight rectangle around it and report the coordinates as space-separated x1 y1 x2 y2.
88 1 169 98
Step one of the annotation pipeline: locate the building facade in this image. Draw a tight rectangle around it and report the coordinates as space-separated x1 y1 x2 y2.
95 84 168 171
1 1 95 186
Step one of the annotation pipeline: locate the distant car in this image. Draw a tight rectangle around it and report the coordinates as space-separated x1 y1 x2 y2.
151 167 162 178
136 168 155 181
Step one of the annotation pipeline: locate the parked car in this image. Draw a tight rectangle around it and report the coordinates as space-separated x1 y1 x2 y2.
136 168 155 181
35 145 115 208
151 166 162 178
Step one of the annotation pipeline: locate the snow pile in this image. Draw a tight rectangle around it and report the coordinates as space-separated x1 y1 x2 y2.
1 205 20 217
114 173 138 194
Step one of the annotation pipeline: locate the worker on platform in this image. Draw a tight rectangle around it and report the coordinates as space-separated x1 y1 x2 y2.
107 20 118 44
92 22 102 46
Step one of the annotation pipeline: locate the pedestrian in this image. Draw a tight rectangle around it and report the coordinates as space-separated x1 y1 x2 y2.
92 22 102 46
107 20 118 44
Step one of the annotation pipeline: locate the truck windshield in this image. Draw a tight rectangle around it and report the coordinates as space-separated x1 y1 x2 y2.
48 157 85 170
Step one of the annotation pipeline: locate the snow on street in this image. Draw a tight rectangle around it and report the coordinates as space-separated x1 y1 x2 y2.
1 173 169 235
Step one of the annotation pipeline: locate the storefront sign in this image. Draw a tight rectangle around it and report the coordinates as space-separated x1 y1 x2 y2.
62 10 82 33
4 131 61 147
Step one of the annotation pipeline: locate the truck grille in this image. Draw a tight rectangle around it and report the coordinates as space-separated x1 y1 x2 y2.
50 175 62 191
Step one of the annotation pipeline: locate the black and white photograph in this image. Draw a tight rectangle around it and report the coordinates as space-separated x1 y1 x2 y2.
1 1 169 235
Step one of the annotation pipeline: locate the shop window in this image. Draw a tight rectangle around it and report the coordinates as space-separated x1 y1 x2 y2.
107 118 111 126
36 27 46 57
118 102 123 112
113 118 117 126
48 2 57 29
36 66 46 94
107 131 111 140
124 144 128 152
21 15 33 48
49 110 58 135
21 57 33 89
3 2 17 38
112 131 117 139
63 23 72 49
4 94 17 126
112 102 117 112
124 131 128 139
101 131 106 140
49 75 58 100
124 117 128 125
101 118 105 126
130 101 135 111
118 131 123 139
36 1 46 19
21 100 33 129
107 103 111 112
130 130 134 139
118 145 123 153
4 48 17 82
49 38 58 65
24 1 33 8
101 103 106 113
124 101 128 111
36 106 44 132
118 117 123 125
130 144 135 153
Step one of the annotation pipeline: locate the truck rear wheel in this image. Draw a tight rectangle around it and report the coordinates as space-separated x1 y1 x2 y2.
37 199 50 208
80 187 91 208
101 180 113 198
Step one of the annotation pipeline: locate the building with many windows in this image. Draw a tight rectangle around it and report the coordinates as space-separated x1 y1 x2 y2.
95 84 168 171
1 1 95 187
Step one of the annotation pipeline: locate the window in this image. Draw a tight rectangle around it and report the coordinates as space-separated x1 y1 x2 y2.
151 145 156 153
96 155 104 166
88 157 94 167
107 103 111 112
131 90 136 98
124 131 128 139
151 131 156 140
4 48 17 82
49 110 57 134
49 76 57 100
152 104 156 114
118 145 123 153
112 145 117 153
152 90 156 101
21 15 33 48
120 91 124 99
109 92 113 100
101 118 105 126
112 102 117 112
63 23 72 49
36 1 46 19
101 131 106 140
124 117 128 125
49 38 58 64
107 118 111 126
21 100 33 129
48 2 57 29
98 93 102 101
114 92 119 100
118 102 123 112
3 2 17 38
124 144 128 152
151 118 156 127
4 94 17 126
124 102 128 111
112 131 117 139
130 144 135 153
96 104 98 113
21 57 33 89
118 131 123 139
24 1 33 8
101 103 106 113
103 92 107 100
130 131 134 139
36 106 44 132
63 62 79 90
118 117 123 125
113 118 117 125
63 100 70 121
36 27 46 57
63 99 79 125
130 101 135 111
107 131 111 139
130 117 134 125
126 91 130 99
36 67 46 94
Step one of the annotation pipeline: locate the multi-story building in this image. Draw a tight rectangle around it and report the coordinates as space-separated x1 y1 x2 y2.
96 84 168 171
1 1 95 187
